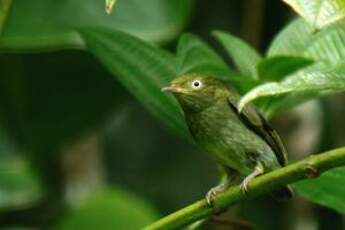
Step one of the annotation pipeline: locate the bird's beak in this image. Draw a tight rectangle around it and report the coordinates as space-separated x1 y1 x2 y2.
161 85 181 93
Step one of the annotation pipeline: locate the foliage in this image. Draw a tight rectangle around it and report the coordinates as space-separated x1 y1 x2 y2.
80 28 188 137
1 0 345 229
283 0 345 30
213 31 262 79
58 188 159 230
239 19 345 116
294 167 345 214
0 0 192 51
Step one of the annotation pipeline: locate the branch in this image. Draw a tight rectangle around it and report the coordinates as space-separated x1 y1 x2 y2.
144 146 345 230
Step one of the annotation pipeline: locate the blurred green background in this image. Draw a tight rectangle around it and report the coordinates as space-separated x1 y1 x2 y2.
0 0 345 229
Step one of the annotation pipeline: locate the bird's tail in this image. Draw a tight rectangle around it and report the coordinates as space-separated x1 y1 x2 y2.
271 185 294 201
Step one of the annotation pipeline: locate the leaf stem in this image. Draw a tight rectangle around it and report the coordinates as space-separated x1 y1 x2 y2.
144 146 345 230
0 0 13 35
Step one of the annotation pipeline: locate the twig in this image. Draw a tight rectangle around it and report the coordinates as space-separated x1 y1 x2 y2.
144 146 345 230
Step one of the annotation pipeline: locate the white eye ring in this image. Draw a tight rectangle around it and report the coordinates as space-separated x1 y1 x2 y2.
191 80 202 89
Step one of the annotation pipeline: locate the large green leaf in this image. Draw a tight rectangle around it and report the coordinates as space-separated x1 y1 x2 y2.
80 28 188 137
257 56 313 81
176 33 234 78
176 33 257 94
0 0 192 51
238 63 345 114
304 25 345 65
213 30 262 80
267 18 314 57
57 188 159 230
283 0 345 29
294 167 345 214
251 19 345 116
268 18 345 63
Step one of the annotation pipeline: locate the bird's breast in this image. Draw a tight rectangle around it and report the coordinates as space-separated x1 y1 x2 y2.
185 102 276 174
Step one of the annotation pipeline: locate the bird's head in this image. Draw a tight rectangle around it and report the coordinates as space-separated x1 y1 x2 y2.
162 74 230 112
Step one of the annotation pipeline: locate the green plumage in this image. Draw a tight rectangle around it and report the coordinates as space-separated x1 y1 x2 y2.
163 73 292 201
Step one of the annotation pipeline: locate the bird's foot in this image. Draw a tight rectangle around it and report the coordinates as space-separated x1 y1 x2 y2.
240 177 250 195
206 183 229 206
240 162 264 195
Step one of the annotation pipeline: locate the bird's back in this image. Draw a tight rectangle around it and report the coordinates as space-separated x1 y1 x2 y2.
185 97 281 176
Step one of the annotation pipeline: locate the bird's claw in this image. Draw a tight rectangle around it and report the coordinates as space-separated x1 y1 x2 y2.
240 178 250 195
240 162 264 196
206 185 227 206
206 188 217 205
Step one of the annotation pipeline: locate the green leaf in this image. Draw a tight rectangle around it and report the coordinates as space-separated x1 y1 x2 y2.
57 188 159 230
176 33 234 78
253 20 345 116
268 18 345 65
283 0 345 29
267 18 314 56
294 167 345 214
238 63 345 114
0 0 192 51
213 30 262 80
105 0 117 15
176 33 256 94
304 25 345 65
80 28 188 137
257 56 314 81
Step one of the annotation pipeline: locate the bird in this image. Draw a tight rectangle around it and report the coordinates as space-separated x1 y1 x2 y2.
162 73 293 204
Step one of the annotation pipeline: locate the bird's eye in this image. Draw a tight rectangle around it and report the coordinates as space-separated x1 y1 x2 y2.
191 80 202 89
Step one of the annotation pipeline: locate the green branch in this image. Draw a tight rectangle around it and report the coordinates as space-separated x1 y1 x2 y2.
144 146 345 230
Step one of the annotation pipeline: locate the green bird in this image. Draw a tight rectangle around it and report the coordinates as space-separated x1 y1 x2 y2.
162 73 293 204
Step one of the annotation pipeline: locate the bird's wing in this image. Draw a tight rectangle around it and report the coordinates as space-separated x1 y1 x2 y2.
227 94 288 166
